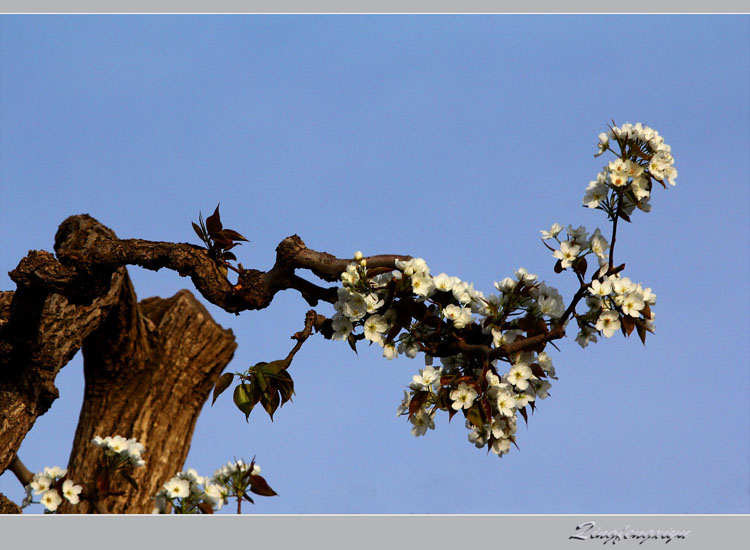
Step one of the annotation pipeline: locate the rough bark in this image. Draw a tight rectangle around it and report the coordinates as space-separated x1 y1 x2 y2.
0 216 236 513
59 286 236 513
0 493 21 514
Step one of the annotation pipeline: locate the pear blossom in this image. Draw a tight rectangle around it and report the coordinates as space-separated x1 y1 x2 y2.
62 479 83 505
40 490 62 512
583 180 609 208
508 363 533 390
491 437 512 456
541 223 563 240
594 131 611 157
363 314 388 344
411 274 436 298
409 409 435 437
331 313 353 341
433 273 457 292
164 478 191 499
553 241 581 269
621 292 645 317
589 229 609 259
30 473 53 494
494 390 517 417
589 278 613 297
596 310 621 338
450 383 478 410
410 365 442 390
383 343 398 360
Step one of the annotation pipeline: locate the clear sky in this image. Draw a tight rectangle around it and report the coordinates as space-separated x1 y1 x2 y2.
1 14 748 514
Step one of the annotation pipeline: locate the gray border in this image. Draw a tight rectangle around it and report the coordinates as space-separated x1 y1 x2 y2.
0 515 748 548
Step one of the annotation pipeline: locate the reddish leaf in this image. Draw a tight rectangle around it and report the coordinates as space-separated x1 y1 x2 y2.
249 474 278 497
635 320 648 345
481 397 492 422
518 317 534 333
574 256 588 278
220 228 249 242
435 387 452 411
530 363 546 379
518 406 528 425
212 372 234 406
192 222 206 242
641 303 652 320
197 501 214 514
385 322 402 344
408 390 430 419
465 403 484 429
621 315 635 336
205 204 223 235
347 333 358 355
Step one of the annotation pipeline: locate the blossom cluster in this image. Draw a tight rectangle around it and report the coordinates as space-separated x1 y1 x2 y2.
331 252 562 458
153 467 228 514
92 435 146 468
586 122 677 217
22 466 82 512
543 223 610 271
576 271 656 348
328 123 675 460
152 459 268 514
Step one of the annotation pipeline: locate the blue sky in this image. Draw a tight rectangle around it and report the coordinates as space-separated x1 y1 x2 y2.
1 14 748 514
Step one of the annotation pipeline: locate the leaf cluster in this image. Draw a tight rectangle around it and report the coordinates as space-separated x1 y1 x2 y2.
192 204 249 269
212 360 295 422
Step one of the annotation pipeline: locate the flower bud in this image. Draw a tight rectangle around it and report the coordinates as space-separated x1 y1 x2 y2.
354 251 364 261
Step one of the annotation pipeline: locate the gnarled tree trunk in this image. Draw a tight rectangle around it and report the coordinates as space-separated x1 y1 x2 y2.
1 216 236 513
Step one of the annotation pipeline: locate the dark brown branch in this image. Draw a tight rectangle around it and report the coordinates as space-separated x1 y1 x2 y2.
44 216 410 315
8 455 33 486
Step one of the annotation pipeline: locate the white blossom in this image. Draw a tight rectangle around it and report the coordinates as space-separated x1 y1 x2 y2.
450 383 478 410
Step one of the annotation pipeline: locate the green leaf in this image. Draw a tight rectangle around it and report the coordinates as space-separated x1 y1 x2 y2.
212 372 235 406
262 390 281 421
255 370 268 392
233 383 256 421
262 359 289 375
